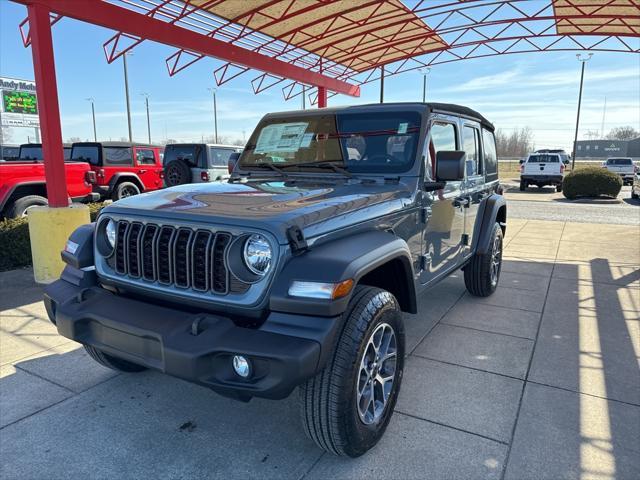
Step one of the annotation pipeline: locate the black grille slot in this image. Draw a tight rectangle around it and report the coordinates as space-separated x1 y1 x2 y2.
115 221 129 274
212 233 230 294
108 219 242 296
126 223 143 278
191 231 212 291
141 225 158 281
156 226 175 284
173 229 193 288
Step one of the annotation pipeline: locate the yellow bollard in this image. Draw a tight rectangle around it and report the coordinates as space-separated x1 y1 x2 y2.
27 204 91 284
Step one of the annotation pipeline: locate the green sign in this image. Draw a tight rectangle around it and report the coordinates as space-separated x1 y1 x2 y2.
2 90 38 115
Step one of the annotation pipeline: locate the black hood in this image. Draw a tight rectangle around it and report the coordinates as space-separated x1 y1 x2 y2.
103 178 417 244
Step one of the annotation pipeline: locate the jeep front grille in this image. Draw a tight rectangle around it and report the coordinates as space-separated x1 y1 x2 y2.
111 220 234 295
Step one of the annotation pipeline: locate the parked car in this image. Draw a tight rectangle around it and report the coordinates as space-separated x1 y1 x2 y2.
44 102 506 457
602 157 636 185
0 160 98 218
0 144 20 161
535 148 570 166
18 142 72 161
163 143 243 186
520 153 565 191
631 170 640 200
70 142 164 200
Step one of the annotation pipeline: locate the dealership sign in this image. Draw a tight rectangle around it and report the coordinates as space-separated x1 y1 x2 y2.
0 77 40 128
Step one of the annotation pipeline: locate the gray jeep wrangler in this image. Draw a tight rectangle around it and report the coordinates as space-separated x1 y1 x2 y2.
45 102 506 457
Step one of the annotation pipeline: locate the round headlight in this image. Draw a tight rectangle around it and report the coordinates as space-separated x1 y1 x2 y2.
105 219 117 248
243 234 272 276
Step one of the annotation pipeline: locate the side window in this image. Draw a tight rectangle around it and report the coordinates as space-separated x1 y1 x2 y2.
427 121 457 180
463 126 481 176
136 148 156 165
209 147 235 167
103 147 133 166
482 129 498 180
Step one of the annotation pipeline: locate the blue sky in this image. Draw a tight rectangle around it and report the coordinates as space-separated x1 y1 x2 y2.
1 0 638 150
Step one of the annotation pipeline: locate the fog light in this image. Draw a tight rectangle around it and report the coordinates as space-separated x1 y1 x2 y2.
232 355 251 378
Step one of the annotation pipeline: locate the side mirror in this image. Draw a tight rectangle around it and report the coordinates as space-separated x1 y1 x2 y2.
519 159 525 165
228 152 240 174
435 150 465 182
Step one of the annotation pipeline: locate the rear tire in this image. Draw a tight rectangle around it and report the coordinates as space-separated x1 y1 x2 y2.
83 345 147 372
112 181 140 201
299 286 405 457
556 183 563 193
464 222 503 297
519 180 526 191
7 195 48 218
164 160 192 187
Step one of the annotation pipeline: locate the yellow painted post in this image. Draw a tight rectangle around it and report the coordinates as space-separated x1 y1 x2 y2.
27 204 90 284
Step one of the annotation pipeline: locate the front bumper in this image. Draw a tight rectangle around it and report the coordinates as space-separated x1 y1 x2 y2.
44 277 342 400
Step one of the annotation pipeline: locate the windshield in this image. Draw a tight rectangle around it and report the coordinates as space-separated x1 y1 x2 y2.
19 146 43 160
607 158 632 165
71 146 100 165
527 154 559 163
239 111 421 173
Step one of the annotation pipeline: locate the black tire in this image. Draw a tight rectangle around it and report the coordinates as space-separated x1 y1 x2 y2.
83 345 147 372
632 191 639 200
519 180 526 191
164 160 192 187
112 181 140 201
7 195 48 218
464 222 503 297
299 286 405 457
556 183 563 193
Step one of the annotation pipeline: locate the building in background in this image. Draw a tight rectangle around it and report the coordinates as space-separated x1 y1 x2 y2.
575 138 640 160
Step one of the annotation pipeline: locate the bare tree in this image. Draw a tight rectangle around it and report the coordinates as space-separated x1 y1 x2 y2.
495 127 534 158
605 126 639 140
584 130 600 140
66 136 82 143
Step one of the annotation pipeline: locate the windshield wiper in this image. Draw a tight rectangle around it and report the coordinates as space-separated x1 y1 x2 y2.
247 162 288 178
293 160 352 177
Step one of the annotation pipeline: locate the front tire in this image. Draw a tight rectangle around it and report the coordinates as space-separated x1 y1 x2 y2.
83 345 147 372
299 286 405 457
464 222 503 297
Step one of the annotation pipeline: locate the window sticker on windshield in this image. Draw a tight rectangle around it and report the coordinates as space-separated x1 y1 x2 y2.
398 123 408 134
299 132 314 148
255 122 309 153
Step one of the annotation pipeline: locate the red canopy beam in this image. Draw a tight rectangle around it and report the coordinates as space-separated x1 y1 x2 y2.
13 0 360 97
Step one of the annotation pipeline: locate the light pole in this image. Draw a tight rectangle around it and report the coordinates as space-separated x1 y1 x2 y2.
302 85 306 110
571 53 593 169
140 93 151 144
419 67 431 102
207 87 218 143
122 51 133 143
379 66 385 103
86 97 97 141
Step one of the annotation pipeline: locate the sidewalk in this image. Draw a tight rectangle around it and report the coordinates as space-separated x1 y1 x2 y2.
1 220 639 479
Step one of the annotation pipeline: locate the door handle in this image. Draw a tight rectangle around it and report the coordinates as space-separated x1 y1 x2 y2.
138 169 147 174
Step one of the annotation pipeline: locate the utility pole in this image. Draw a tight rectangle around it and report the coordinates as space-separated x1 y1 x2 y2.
379 66 385 103
122 51 133 143
302 85 306 109
86 97 97 141
571 53 593 170
141 93 151 144
207 87 218 143
419 67 431 102
600 96 607 139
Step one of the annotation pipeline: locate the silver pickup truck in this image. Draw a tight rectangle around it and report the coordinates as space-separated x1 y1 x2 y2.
603 157 636 185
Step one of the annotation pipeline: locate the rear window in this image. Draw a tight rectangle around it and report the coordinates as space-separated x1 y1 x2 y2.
606 158 632 165
208 147 236 167
163 145 202 167
71 146 100 165
104 147 133 166
1 146 19 160
63 147 71 160
19 146 43 160
527 154 559 163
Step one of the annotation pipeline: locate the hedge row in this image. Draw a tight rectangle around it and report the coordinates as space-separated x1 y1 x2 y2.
0 203 105 272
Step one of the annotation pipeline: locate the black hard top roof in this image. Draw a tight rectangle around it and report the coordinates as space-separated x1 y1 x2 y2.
263 102 495 132
71 141 160 148
20 142 71 148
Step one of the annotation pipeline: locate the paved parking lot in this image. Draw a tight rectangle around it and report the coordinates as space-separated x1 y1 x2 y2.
1 219 639 479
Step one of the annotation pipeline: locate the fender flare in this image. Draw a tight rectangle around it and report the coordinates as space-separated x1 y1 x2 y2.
108 173 144 193
0 181 47 211
270 230 416 317
472 193 507 255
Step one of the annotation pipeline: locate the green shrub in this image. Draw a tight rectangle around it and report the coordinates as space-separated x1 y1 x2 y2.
0 202 106 272
562 167 623 200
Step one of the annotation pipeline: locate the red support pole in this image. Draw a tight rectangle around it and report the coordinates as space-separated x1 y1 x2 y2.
317 86 327 108
27 3 67 207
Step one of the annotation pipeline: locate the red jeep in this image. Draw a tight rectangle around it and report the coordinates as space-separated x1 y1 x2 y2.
0 160 98 218
70 142 164 200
